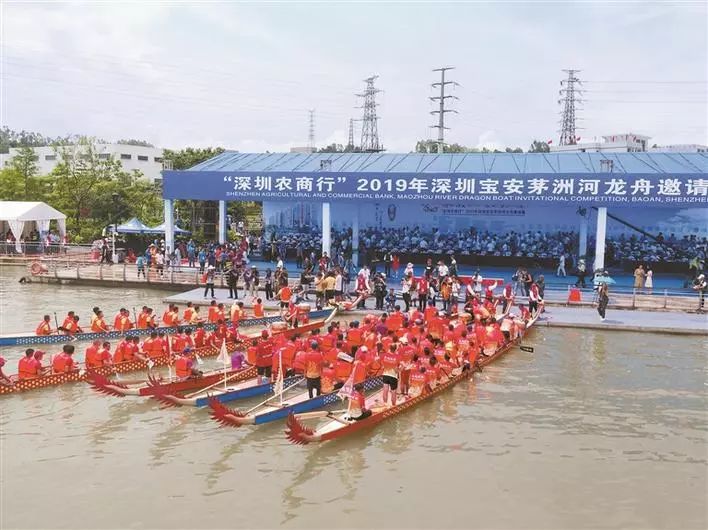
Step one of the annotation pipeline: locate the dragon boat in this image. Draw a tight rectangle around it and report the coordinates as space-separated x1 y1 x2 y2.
0 310 331 347
0 317 330 396
208 376 384 428
285 309 540 445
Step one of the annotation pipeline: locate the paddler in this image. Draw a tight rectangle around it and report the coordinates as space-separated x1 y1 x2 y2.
52 345 77 373
380 344 401 407
174 348 197 380
113 308 133 332
90 311 109 333
193 322 206 348
183 302 196 324
113 336 133 364
255 330 273 383
142 331 164 359
137 306 150 329
408 365 428 397
207 300 218 323
502 282 514 313
303 341 325 398
253 298 265 318
188 306 202 325
171 327 187 353
18 348 39 379
230 300 245 325
345 383 372 421
59 311 75 332
35 315 52 336
63 314 82 335
0 356 14 387
87 341 112 368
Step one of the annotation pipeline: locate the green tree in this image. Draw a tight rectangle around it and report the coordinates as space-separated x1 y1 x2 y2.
0 167 25 200
117 139 154 147
529 140 550 153
163 147 225 170
51 137 126 234
10 146 39 199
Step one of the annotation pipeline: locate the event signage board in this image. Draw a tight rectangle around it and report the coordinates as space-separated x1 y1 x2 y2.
163 171 708 206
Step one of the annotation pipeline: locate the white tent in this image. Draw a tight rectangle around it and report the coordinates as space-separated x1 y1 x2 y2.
0 201 67 252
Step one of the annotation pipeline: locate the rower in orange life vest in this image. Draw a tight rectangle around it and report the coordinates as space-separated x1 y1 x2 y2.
52 344 78 373
174 348 196 379
58 311 75 333
90 310 109 333
63 314 83 335
136 306 153 329
18 348 40 379
253 298 265 318
207 301 220 324
0 356 14 387
86 341 113 368
142 331 164 359
408 364 428 397
230 300 245 328
193 323 207 348
113 308 133 332
162 304 180 327
171 327 188 354
345 382 372 421
35 315 52 336
182 302 196 324
303 341 325 398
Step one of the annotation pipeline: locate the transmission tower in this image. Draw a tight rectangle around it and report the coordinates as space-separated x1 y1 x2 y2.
357 76 383 152
346 118 355 151
430 67 459 154
558 69 583 146
308 109 316 152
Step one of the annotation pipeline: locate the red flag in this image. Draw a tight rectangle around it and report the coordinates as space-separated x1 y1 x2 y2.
547 140 553 144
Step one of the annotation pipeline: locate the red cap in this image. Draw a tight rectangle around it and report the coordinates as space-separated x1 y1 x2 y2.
34 350 45 359
261 330 269 338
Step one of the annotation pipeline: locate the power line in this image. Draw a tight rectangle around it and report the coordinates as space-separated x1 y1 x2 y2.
429 66 459 154
558 69 583 146
356 75 383 152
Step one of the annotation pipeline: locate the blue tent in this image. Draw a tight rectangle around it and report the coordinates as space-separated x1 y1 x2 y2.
151 221 190 235
115 217 153 234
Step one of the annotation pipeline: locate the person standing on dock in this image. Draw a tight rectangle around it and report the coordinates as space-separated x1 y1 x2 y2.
633 265 646 293
203 265 216 298
557 253 566 277
597 282 610 321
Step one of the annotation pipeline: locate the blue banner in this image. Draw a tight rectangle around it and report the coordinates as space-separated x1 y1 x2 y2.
163 171 708 206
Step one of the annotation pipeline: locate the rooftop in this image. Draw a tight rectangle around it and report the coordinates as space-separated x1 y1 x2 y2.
188 151 707 175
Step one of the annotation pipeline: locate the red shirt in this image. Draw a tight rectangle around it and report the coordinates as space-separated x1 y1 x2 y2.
381 352 400 378
303 350 324 378
256 340 273 368
194 328 206 348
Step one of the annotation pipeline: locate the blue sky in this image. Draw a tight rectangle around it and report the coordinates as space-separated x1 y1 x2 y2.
2 1 706 151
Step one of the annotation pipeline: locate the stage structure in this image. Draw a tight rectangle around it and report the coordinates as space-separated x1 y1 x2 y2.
162 152 707 271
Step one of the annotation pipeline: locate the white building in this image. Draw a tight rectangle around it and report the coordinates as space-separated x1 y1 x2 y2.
550 133 651 153
0 143 168 182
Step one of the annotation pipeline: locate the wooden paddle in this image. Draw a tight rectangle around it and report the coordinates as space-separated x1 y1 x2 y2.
295 409 347 421
183 369 246 398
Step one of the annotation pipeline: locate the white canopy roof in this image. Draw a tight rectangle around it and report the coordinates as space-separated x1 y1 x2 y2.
0 201 67 251
0 201 67 221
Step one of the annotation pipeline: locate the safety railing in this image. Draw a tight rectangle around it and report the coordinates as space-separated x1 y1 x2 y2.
563 284 704 312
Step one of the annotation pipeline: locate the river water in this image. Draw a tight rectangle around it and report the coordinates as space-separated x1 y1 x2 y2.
1 266 706 529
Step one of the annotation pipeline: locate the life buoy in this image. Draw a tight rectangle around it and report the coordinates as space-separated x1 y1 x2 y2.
30 262 47 276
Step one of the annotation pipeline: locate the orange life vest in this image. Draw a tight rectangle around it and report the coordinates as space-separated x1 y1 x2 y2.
36 321 51 336
52 353 74 373
253 304 264 318
175 356 192 378
18 357 38 379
